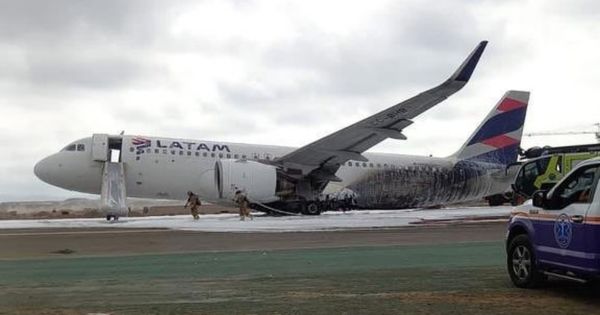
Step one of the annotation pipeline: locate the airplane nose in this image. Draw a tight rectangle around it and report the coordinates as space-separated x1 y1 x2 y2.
34 156 53 184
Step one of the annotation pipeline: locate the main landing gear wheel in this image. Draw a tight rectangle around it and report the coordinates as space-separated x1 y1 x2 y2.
507 234 545 288
303 202 321 215
106 215 119 221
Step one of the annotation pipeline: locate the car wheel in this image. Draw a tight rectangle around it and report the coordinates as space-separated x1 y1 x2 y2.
507 234 545 288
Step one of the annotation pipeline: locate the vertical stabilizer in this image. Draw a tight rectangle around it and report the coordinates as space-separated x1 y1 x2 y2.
453 90 530 165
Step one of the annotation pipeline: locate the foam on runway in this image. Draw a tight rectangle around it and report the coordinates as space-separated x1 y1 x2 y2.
0 206 512 232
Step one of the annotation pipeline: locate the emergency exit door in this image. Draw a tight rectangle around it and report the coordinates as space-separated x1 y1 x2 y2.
92 134 109 161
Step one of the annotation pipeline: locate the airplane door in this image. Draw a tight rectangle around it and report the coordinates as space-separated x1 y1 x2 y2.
534 164 600 273
92 133 109 161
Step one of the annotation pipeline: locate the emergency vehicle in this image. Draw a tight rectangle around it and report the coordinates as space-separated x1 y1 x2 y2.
507 157 600 287
512 143 600 199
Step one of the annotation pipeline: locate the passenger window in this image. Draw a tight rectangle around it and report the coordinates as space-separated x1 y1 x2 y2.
362 162 367 167
227 154 231 159
76 144 85 151
242 155 247 159
348 162 352 167
203 152 208 157
211 153 215 158
552 165 600 208
369 163 374 168
234 154 239 159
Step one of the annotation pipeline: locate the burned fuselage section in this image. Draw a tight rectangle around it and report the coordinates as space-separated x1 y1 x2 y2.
348 159 512 209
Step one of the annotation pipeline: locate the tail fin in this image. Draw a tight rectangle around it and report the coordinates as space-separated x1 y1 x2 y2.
453 90 530 165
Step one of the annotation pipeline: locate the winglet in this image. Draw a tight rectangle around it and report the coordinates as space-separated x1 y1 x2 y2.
449 40 488 82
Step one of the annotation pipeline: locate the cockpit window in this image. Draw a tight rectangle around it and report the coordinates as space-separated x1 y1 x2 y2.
62 143 85 152
63 144 77 151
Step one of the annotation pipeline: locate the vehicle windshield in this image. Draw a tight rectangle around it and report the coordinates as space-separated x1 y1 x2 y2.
514 156 551 197
553 165 599 207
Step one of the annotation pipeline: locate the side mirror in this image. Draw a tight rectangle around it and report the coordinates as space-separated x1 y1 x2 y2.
532 190 548 208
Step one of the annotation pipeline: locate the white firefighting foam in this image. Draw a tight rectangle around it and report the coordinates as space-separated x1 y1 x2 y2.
0 206 512 232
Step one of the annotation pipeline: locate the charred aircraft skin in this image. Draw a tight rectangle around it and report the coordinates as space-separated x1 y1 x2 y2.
349 160 508 209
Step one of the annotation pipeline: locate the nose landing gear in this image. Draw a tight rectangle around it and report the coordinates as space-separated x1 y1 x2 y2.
106 215 119 221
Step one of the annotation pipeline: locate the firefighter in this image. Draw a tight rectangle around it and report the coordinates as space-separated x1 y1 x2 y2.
184 191 201 220
234 190 253 221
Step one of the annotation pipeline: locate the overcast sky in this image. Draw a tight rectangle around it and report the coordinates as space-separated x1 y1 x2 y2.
2 0 600 202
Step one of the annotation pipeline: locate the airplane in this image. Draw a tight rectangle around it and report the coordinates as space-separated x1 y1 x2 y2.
33 41 530 220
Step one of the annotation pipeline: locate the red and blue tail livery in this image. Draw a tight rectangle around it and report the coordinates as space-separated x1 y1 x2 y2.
454 90 529 165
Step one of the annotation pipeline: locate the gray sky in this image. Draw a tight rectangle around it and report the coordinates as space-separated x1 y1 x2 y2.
2 0 600 201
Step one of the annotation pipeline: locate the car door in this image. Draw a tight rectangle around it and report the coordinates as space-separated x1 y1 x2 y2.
533 163 600 274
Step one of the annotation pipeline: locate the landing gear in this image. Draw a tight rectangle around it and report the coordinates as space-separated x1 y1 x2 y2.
106 215 119 221
302 202 321 216
486 194 508 206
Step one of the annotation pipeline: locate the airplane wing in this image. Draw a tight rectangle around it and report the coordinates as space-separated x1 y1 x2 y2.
273 41 488 181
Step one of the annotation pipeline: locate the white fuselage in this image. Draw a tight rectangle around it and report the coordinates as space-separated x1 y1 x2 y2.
34 134 515 209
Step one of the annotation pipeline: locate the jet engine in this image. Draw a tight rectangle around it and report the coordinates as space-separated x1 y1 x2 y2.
214 159 281 204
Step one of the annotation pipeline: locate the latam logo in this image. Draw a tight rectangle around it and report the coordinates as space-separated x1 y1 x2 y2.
467 97 527 149
496 97 527 112
132 137 230 154
132 137 151 149
481 134 518 149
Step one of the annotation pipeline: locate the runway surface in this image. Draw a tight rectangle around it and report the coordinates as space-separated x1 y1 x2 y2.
1 222 599 315
0 223 506 260
1 208 598 315
0 206 512 232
